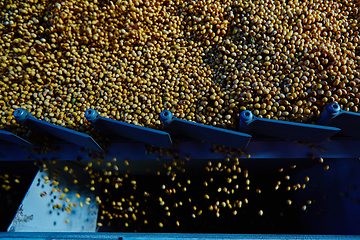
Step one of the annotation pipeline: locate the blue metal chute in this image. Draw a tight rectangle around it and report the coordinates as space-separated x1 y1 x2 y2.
85 109 173 149
0 130 33 148
160 110 252 149
13 109 103 152
239 110 340 143
318 103 360 138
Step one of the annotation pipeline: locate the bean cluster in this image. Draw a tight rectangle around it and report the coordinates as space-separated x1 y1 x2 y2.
0 0 359 135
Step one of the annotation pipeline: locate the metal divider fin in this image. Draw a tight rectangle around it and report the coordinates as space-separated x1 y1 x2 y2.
318 102 360 138
239 110 340 143
13 109 103 152
85 109 173 149
160 110 252 149
0 130 33 148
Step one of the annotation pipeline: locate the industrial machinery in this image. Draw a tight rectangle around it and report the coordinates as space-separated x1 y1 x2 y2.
0 103 360 239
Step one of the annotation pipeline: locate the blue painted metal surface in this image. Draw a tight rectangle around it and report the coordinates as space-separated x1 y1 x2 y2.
239 110 340 142
318 103 360 138
160 110 251 149
0 130 33 148
0 232 359 240
8 169 99 232
85 109 173 149
13 109 103 152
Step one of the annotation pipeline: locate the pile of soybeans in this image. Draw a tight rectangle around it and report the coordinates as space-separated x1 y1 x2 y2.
0 0 359 135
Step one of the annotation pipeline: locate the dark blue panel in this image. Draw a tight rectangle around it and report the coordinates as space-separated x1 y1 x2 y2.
318 103 360 138
0 130 33 148
293 159 360 234
85 109 173 149
239 110 339 143
160 110 251 149
13 109 103 152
